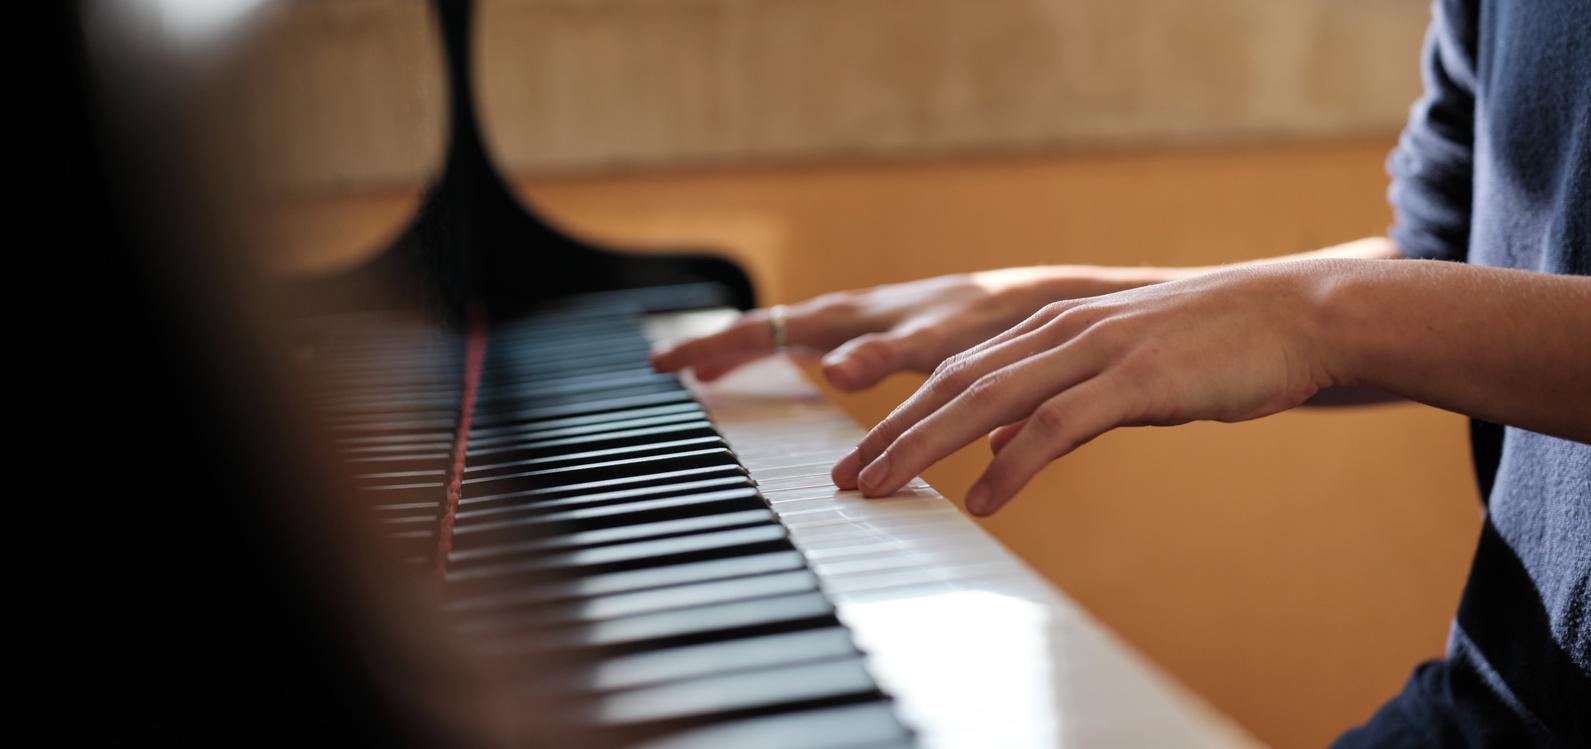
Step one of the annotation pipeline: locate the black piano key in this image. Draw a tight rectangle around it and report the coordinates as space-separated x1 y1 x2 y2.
355 466 448 482
465 406 705 447
634 702 912 749
454 474 754 523
469 389 695 428
443 525 793 588
587 655 882 728
456 464 747 510
464 436 727 477
460 447 739 490
444 550 808 615
472 401 702 437
465 421 717 461
337 430 456 447
479 350 657 383
454 568 821 634
447 508 777 565
315 304 909 745
471 381 685 415
342 439 455 455
374 499 443 515
563 627 861 695
451 486 765 546
487 590 839 658
473 368 679 404
364 480 447 505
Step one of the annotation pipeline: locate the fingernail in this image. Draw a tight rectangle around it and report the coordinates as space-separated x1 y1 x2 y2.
858 454 891 495
965 483 990 515
832 449 861 489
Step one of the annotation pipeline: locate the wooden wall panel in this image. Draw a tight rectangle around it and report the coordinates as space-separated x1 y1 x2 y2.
233 0 1431 190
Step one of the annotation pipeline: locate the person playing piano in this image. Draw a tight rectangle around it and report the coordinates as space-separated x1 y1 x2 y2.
652 0 1591 745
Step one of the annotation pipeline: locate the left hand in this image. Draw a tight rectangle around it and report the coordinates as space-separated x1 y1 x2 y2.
832 262 1339 516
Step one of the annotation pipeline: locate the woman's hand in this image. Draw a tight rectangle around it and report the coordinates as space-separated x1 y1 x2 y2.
832 261 1340 516
652 267 1154 391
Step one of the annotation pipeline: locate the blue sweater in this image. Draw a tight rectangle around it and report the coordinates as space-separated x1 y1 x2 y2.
1335 0 1590 746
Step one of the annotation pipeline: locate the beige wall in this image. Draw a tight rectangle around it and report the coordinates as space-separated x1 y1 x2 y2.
233 0 1431 191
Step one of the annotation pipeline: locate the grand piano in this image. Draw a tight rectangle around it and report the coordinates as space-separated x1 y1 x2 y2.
71 1 1260 745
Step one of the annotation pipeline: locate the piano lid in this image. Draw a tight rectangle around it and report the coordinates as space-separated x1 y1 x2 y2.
292 0 756 324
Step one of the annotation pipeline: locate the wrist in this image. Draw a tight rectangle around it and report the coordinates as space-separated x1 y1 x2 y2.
1302 258 1380 390
992 264 1182 305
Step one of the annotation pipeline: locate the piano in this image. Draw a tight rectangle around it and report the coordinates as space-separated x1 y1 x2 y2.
71 1 1261 745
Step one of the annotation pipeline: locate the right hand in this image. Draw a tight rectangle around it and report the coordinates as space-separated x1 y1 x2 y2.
651 267 1138 391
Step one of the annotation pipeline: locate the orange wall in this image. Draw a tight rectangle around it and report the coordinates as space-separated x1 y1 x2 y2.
511 140 1484 748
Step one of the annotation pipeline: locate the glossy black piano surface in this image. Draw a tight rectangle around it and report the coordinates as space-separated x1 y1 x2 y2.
315 301 913 747
61 0 906 745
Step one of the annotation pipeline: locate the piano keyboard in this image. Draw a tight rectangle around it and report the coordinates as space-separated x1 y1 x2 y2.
316 297 1261 748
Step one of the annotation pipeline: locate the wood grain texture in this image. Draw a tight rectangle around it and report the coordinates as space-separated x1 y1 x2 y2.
234 0 1430 189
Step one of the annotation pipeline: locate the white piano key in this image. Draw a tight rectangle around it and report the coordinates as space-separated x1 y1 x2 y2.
647 310 1263 749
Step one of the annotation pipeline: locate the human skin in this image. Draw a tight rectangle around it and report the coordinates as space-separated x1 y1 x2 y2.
651 237 1591 515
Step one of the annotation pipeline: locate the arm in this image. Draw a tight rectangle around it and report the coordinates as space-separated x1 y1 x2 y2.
833 258 1590 516
1322 259 1591 441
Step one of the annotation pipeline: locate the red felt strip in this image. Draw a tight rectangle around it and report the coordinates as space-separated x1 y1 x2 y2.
435 306 487 576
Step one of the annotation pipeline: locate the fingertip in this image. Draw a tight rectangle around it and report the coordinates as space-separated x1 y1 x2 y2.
831 449 861 490
964 483 992 516
988 422 1021 454
649 348 681 373
857 454 893 497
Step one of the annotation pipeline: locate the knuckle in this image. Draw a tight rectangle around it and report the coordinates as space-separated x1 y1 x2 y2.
861 334 896 355
1050 302 1100 331
827 292 865 316
1029 404 1069 436
931 369 974 398
1039 301 1071 317
930 353 961 379
891 429 926 459
1114 343 1163 380
856 430 888 460
898 325 940 349
961 372 1006 408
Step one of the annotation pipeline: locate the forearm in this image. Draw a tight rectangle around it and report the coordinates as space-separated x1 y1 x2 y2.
1317 259 1591 443
1005 236 1405 302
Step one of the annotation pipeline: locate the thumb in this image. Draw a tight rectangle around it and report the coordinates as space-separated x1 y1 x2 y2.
988 419 1026 453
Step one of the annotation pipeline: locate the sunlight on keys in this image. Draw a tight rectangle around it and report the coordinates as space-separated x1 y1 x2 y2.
841 590 1068 748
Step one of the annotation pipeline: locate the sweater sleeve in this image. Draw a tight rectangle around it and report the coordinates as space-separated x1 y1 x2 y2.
1386 0 1480 262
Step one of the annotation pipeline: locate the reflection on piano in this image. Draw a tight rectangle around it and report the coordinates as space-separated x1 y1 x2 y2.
71 0 1261 745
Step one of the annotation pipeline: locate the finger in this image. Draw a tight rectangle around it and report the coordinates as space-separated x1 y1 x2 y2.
952 299 1073 361
835 323 1061 490
988 420 1025 453
691 350 769 382
855 340 1103 497
821 330 927 391
964 375 1127 516
651 309 776 373
835 308 1091 489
